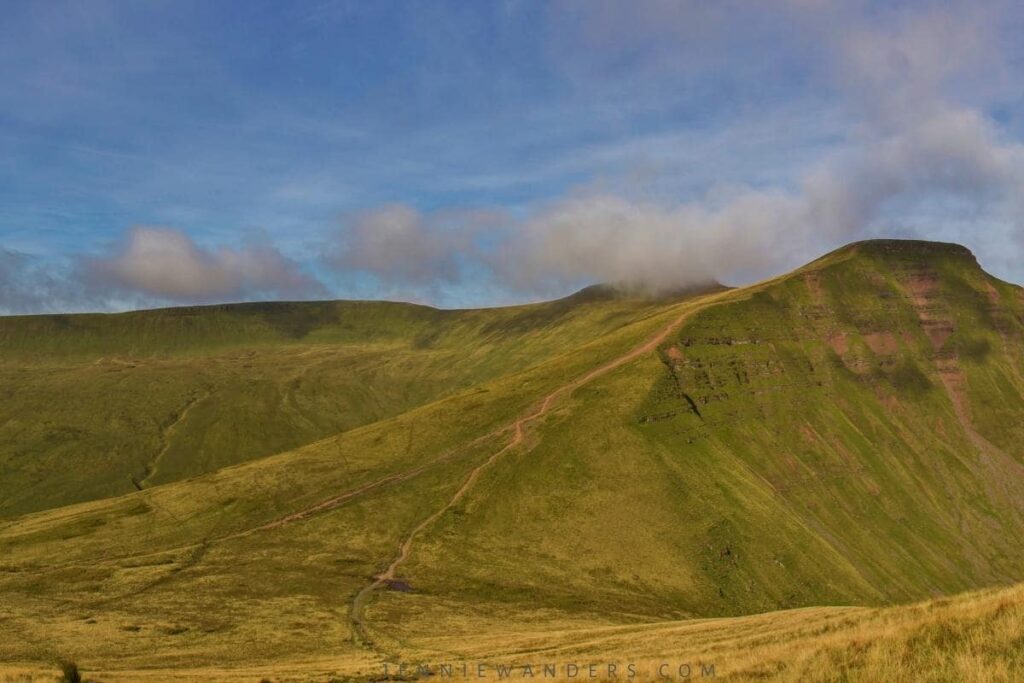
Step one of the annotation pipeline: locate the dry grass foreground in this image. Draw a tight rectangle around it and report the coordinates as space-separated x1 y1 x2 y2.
2 582 1021 682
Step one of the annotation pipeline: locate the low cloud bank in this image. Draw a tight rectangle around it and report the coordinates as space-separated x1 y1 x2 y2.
84 227 325 302
0 249 89 314
1 228 326 314
325 205 485 286
6 4 1024 313
330 4 1024 296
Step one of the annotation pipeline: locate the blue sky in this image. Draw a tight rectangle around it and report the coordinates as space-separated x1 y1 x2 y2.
3 1 1024 312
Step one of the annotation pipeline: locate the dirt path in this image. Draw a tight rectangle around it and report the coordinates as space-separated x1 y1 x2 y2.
138 391 208 488
239 305 692 542
349 305 695 649
19 304 700 600
233 427 507 538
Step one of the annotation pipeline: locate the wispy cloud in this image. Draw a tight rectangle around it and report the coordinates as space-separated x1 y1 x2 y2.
325 205 493 286
4 2 1024 312
324 2 1024 299
84 227 326 303
0 249 88 314
0 227 327 314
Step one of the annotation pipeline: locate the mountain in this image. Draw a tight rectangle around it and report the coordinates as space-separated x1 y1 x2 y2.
1 239 1023 681
0 290 716 517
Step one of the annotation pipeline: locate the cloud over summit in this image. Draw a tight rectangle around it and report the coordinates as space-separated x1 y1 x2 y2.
328 2 1024 297
5 1 1024 311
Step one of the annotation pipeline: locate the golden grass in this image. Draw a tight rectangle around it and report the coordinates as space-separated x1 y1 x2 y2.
348 582 1022 681
4 582 1020 681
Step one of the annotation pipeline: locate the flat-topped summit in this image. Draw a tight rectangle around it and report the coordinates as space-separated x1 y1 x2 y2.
846 238 977 260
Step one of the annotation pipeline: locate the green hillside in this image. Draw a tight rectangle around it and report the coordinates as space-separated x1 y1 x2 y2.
0 290 696 517
387 239 1024 627
1 240 1024 681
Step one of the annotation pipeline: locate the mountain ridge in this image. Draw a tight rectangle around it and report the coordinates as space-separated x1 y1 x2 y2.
2 238 1024 680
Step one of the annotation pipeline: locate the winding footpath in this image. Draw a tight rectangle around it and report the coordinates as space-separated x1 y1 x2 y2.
138 391 209 489
22 302 703 637
349 304 696 649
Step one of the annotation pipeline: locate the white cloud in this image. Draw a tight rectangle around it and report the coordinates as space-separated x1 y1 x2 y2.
86 227 326 302
347 3 1024 297
326 204 499 286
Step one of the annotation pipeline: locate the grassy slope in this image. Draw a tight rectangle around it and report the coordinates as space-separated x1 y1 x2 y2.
4 582 1024 681
380 582 1024 682
1 240 1024 680
384 240 1024 624
0 290 682 517
0 298 703 675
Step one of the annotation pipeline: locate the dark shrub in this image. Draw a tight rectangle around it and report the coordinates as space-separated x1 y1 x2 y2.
60 661 82 683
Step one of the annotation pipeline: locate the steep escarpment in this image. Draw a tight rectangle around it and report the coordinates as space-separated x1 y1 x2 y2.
356 241 1024 628
639 240 1024 606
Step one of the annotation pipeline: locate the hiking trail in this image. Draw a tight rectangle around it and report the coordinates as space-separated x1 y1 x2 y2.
348 304 696 649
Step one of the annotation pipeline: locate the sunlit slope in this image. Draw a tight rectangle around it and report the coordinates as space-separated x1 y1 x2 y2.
380 582 1024 682
3 583 1023 682
0 298 711 676
5 581 1024 681
384 240 1024 625
2 240 1024 681
0 290 693 517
